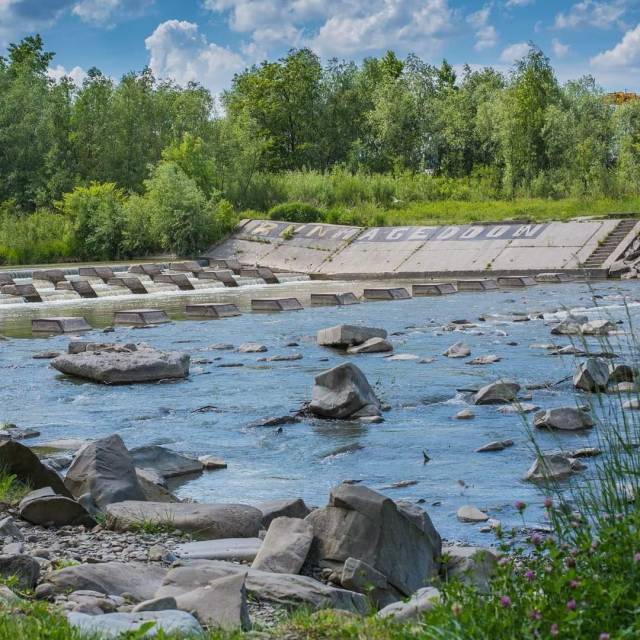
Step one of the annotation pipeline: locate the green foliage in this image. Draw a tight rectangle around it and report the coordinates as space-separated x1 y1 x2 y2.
61 183 125 261
0 468 30 505
268 201 324 223
144 161 215 256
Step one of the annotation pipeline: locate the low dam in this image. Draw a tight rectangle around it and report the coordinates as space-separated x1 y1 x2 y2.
205 217 640 278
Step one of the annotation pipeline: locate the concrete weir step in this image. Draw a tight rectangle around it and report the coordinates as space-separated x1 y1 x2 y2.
169 261 204 274
1 283 42 302
185 303 241 319
32 317 91 334
107 277 148 295
456 279 499 291
78 266 115 283
412 283 457 296
31 269 66 284
310 293 360 306
0 273 15 286
55 280 98 298
196 270 238 287
151 273 195 291
240 267 279 284
497 275 537 287
251 298 303 312
363 287 411 300
208 258 242 274
114 309 170 326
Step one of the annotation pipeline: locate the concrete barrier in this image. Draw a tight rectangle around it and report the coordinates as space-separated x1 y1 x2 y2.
412 283 457 296
129 263 162 276
208 258 242 274
32 269 66 284
185 303 241 319
497 275 537 287
79 266 115 283
107 277 148 295
456 279 499 291
152 273 195 291
251 298 303 312
205 218 640 279
70 280 98 298
363 287 411 300
1 283 42 302
114 309 170 326
170 261 203 274
310 293 360 306
32 317 91 334
196 270 238 287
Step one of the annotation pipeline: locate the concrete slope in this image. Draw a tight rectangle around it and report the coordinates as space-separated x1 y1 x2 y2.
204 218 640 279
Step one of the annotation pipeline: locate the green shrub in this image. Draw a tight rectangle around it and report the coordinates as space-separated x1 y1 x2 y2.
268 201 324 223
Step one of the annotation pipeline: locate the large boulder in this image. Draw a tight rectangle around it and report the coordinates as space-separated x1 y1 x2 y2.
19 488 95 528
255 498 311 528
136 469 180 503
340 557 396 608
175 538 262 562
305 483 441 597
0 440 70 497
473 379 521 405
175 573 250 631
251 517 313 574
65 435 146 510
67 611 203 638
533 407 594 431
346 338 393 354
106 501 262 540
130 446 203 480
49 562 167 601
442 545 498 593
317 325 387 348
310 363 381 419
580 319 616 336
574 358 609 392
156 560 367 614
51 344 190 384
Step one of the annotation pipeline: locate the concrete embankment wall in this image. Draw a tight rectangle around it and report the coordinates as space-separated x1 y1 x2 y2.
204 218 640 279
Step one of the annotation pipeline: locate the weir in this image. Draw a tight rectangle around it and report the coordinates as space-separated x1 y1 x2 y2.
204 217 640 279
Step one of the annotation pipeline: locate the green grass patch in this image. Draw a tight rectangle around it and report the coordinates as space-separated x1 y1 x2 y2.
0 468 31 506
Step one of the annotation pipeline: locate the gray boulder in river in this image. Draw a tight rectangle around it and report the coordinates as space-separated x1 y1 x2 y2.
533 407 594 431
65 434 147 510
473 379 521 405
310 362 381 419
573 358 610 392
305 482 441 598
51 344 190 384
129 446 203 480
317 324 387 348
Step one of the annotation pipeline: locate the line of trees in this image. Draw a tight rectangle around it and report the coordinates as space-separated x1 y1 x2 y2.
1 35 639 263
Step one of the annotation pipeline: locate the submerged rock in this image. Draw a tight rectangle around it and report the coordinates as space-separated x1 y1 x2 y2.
533 407 594 431
317 324 387 348
346 337 393 354
473 379 521 405
524 454 585 483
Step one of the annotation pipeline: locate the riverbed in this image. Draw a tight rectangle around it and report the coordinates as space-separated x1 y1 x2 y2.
1 277 639 543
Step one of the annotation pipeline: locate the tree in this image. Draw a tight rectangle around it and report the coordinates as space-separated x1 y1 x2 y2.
144 161 215 256
62 183 125 260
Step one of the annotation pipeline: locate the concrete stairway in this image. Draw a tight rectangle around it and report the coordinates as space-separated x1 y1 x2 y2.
581 219 637 269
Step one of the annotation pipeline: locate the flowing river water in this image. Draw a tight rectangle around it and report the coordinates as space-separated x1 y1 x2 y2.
1 276 639 544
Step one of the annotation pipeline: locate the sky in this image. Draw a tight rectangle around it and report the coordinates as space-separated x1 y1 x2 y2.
1 0 639 94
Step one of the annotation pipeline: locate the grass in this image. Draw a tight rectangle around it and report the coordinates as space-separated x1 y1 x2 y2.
245 196 640 228
0 468 31 506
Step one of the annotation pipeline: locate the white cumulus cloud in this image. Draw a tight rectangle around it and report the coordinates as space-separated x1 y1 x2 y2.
499 41 530 63
554 1 627 30
145 20 246 97
591 22 640 68
467 5 498 51
48 63 88 85
506 0 534 7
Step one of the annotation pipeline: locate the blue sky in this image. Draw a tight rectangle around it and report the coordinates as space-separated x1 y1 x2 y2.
1 0 639 94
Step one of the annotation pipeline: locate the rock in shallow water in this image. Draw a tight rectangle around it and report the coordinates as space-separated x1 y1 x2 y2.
534 407 594 431
51 344 190 384
310 363 381 419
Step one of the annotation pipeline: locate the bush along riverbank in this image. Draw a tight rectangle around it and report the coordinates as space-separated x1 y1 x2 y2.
1 318 640 638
